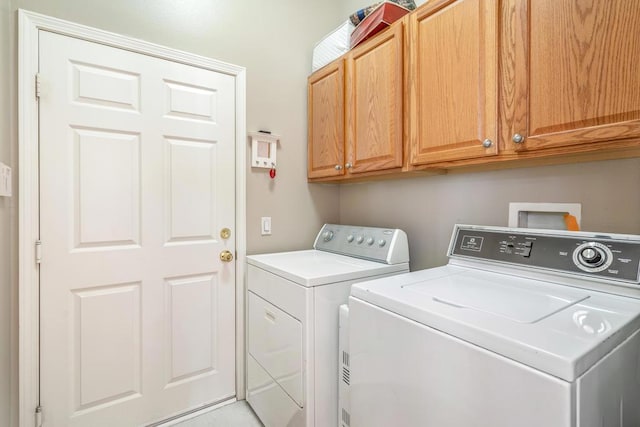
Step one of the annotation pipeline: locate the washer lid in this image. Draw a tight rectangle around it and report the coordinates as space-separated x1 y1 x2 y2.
420 274 589 324
247 250 408 287
351 265 640 381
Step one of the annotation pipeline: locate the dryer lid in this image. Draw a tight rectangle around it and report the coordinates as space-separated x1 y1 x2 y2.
350 265 640 381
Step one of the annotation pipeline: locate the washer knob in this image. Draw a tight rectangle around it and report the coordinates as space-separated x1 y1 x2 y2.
378 239 386 247
322 230 334 242
573 241 612 272
580 247 603 266
366 237 374 246
347 234 354 243
356 235 364 244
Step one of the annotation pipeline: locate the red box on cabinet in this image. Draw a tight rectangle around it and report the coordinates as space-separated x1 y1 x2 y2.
350 2 411 48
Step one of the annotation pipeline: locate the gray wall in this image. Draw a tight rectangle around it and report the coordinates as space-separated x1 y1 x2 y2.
1 0 17 426
340 159 640 271
1 1 343 425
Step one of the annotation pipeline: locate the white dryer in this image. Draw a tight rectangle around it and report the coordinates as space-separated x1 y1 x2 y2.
246 224 409 427
349 224 640 427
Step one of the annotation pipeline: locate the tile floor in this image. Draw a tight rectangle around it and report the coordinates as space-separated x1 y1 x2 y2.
174 401 263 427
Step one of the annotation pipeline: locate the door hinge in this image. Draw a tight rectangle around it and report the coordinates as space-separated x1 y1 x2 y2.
35 405 43 427
35 240 42 264
35 73 41 99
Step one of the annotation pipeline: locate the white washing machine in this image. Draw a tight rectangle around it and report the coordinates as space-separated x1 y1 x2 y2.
349 224 640 427
246 224 409 427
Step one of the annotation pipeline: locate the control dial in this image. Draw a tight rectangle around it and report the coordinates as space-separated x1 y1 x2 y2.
356 236 364 244
572 242 613 273
366 237 374 246
580 248 602 266
347 234 354 243
322 230 334 242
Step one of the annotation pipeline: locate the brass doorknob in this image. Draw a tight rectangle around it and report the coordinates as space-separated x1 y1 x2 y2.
220 250 234 262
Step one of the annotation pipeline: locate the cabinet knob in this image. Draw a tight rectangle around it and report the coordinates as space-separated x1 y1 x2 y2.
334 164 343 170
482 139 493 148
512 133 525 144
345 162 353 169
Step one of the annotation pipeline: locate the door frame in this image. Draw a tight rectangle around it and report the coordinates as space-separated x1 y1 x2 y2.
18 10 247 427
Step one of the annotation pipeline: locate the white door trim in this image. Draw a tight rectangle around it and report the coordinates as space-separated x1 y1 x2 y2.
18 10 247 427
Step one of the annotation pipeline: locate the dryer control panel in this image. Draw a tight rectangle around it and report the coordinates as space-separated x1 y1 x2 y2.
449 225 640 284
314 224 409 265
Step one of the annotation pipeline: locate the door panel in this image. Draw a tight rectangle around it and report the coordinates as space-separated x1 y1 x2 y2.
74 128 141 248
73 283 142 412
165 274 218 385
165 138 218 242
39 30 236 426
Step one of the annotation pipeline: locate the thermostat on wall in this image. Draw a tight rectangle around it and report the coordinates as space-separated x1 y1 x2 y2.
249 131 280 169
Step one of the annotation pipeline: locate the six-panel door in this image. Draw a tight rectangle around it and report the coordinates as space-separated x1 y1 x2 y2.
39 30 237 426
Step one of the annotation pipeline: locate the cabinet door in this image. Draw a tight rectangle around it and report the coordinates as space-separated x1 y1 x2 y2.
308 61 345 179
502 0 640 152
409 0 498 165
345 22 404 174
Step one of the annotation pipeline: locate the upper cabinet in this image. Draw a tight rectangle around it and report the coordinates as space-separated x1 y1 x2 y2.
308 0 640 181
307 60 345 179
501 0 640 153
345 21 404 175
409 0 498 166
308 20 405 181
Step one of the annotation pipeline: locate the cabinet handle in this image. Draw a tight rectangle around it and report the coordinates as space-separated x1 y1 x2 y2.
512 133 525 144
345 162 353 169
482 139 493 148
334 164 343 170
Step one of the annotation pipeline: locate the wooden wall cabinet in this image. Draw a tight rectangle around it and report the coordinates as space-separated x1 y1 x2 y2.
307 60 345 179
345 21 404 175
500 0 640 155
308 0 640 181
308 21 405 181
409 0 499 166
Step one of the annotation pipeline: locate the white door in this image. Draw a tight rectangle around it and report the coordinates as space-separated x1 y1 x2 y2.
38 30 237 426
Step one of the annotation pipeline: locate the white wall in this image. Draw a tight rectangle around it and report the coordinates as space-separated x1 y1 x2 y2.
1 1 344 425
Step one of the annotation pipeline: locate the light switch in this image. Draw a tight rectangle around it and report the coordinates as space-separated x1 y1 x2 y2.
261 217 272 236
0 162 11 197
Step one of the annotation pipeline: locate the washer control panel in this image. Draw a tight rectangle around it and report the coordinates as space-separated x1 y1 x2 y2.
450 225 640 284
314 224 409 264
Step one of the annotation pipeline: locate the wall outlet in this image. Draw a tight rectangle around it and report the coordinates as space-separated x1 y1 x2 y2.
261 217 272 236
0 162 11 197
